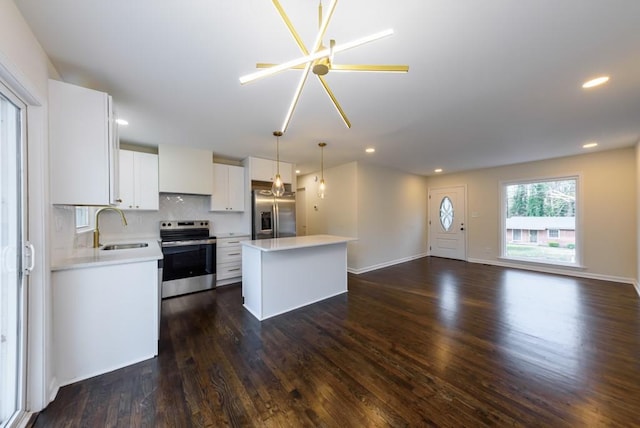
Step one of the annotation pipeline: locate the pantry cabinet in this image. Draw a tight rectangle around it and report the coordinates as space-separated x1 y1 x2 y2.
119 150 159 210
49 79 120 205
210 164 245 212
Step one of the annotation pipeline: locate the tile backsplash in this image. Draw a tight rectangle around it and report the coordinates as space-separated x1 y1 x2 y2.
52 193 249 251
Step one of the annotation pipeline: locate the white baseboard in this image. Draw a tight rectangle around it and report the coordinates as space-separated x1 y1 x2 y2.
48 376 59 404
468 257 636 285
348 253 429 275
634 281 640 297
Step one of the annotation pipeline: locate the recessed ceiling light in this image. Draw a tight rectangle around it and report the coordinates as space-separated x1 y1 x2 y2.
434 168 443 173
582 142 598 149
582 76 610 89
295 169 301 174
116 118 129 125
365 148 375 153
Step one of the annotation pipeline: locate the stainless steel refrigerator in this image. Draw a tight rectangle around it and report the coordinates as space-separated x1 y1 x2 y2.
252 190 296 240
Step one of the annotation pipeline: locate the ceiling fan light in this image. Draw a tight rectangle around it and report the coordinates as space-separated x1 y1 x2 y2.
582 76 609 89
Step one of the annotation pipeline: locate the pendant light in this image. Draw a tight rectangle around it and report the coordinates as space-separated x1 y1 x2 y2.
318 142 327 199
272 131 286 196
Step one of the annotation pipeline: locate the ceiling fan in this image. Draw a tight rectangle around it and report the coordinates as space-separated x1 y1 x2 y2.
239 0 409 133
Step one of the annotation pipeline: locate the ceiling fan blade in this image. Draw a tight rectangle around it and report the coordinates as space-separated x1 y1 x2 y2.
272 0 309 55
312 0 338 52
256 63 305 70
240 29 394 84
240 51 324 84
281 63 313 133
317 75 351 128
331 64 409 73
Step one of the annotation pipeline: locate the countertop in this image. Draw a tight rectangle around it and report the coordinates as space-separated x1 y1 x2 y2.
241 235 356 252
51 238 163 271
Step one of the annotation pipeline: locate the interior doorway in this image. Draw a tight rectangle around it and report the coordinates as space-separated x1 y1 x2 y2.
296 187 306 236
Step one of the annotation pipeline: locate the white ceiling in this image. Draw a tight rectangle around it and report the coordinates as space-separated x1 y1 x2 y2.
15 0 640 176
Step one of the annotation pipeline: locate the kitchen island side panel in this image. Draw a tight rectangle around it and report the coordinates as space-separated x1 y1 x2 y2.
242 245 264 319
260 243 348 320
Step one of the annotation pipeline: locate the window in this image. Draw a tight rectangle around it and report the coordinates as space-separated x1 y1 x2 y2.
512 229 522 241
75 206 96 233
75 207 89 228
502 176 578 265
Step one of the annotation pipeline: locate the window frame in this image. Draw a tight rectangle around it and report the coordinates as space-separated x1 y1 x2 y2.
500 174 582 268
547 229 559 239
75 206 96 234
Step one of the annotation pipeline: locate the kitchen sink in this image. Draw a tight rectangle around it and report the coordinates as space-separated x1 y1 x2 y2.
101 242 149 251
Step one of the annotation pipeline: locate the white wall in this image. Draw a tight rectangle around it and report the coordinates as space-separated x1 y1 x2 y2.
426 147 637 282
0 0 54 412
356 163 428 271
298 162 358 267
299 161 428 273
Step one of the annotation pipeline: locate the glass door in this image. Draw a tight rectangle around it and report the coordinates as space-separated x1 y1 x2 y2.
0 83 28 427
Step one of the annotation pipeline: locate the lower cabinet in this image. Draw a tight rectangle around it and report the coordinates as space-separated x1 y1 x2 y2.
52 261 158 386
217 235 249 286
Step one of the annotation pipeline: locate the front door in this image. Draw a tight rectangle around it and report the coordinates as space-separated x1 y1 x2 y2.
429 186 466 260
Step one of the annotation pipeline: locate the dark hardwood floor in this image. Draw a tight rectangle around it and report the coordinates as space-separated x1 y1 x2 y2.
34 257 640 427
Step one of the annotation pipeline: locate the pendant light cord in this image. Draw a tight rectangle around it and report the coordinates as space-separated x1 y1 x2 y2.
273 131 283 175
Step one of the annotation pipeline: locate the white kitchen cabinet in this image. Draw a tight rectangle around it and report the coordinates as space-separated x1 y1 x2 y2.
210 164 245 212
158 144 213 195
216 235 249 286
49 79 120 205
119 150 159 210
248 157 293 184
52 261 158 386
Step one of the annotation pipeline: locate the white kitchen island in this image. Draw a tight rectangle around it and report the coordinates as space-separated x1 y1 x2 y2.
241 235 355 321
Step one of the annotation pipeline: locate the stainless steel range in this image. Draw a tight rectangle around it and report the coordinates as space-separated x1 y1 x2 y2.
160 220 216 298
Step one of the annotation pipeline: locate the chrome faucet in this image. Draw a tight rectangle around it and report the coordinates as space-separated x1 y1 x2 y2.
93 207 128 248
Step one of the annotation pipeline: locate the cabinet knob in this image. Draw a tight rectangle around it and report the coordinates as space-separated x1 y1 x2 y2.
116 198 123 203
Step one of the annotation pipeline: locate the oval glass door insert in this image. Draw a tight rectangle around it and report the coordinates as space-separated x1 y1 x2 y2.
439 196 454 231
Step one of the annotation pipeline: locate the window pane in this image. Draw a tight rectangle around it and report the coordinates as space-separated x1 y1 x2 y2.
75 207 89 228
504 178 576 264
439 196 453 231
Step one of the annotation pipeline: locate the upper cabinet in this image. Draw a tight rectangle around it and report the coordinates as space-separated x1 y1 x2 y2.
158 144 213 195
119 150 159 210
49 79 120 205
210 164 245 212
247 157 293 184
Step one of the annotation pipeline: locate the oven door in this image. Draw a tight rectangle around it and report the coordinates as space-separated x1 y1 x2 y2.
161 242 216 297
162 242 215 281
